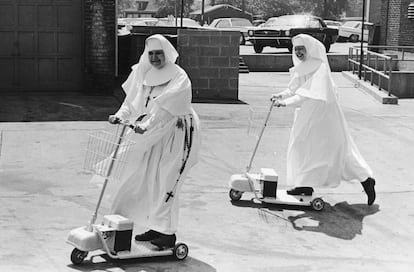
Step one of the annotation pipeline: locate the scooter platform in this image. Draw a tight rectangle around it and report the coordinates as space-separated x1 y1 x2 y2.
115 240 176 259
259 189 325 211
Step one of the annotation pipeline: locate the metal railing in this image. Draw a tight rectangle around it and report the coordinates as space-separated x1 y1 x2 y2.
348 46 393 96
366 45 414 61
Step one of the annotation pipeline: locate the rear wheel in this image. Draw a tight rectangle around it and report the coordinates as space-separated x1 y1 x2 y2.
311 198 325 211
324 38 331 53
253 44 264 53
173 243 189 260
349 34 359 42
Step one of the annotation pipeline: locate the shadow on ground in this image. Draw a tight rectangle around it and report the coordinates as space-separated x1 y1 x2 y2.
0 91 245 122
67 254 216 272
0 92 122 122
232 199 380 240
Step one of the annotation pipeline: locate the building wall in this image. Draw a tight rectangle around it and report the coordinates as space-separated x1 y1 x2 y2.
369 0 382 23
177 29 239 101
398 0 414 46
379 0 414 47
84 0 116 92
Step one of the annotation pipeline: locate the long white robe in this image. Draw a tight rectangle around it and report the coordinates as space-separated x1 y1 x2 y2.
103 63 200 234
282 63 372 188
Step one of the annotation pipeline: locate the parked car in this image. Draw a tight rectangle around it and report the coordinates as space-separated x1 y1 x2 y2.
324 19 343 29
246 14 338 53
117 17 158 27
156 17 202 28
208 17 253 45
338 21 373 42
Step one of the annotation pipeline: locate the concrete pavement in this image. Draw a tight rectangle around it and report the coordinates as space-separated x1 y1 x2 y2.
1 72 414 272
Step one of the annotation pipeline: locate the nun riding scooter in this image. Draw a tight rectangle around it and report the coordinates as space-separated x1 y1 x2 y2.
228 100 326 211
66 120 189 265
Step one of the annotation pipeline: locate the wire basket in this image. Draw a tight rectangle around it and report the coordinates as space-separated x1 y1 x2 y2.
83 128 135 180
247 107 278 137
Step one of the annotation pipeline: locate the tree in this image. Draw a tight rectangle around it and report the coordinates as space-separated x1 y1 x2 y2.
155 0 195 18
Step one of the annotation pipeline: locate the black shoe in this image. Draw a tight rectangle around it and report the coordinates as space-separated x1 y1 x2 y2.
150 233 176 249
135 230 161 242
361 177 376 205
287 187 314 196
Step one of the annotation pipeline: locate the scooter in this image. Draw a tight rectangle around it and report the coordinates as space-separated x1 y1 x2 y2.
66 121 189 265
228 100 326 211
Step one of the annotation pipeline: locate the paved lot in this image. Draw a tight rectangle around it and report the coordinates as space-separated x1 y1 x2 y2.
1 72 414 272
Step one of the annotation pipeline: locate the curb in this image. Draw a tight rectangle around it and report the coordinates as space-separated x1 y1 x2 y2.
342 71 398 105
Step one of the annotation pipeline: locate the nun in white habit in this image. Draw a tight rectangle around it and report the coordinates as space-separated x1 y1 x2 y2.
106 34 201 248
272 34 376 205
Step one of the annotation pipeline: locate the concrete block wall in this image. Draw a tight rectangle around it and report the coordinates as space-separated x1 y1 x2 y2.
84 0 116 92
380 0 414 48
177 29 240 101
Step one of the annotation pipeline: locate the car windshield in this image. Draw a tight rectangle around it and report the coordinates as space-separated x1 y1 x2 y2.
342 21 360 28
231 18 252 27
264 16 321 28
157 18 200 27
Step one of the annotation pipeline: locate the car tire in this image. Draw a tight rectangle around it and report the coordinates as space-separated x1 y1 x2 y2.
323 38 331 53
253 44 264 53
239 34 245 45
349 34 359 43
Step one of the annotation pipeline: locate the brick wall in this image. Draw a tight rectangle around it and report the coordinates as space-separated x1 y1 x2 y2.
177 29 239 101
84 0 116 92
379 0 414 47
398 0 414 46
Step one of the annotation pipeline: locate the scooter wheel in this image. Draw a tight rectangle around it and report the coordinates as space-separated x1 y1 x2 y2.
173 243 188 260
229 189 243 201
311 198 325 211
70 248 88 265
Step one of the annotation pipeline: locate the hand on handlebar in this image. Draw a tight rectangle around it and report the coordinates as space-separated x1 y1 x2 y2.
108 115 120 124
270 93 283 102
134 124 147 134
273 99 286 107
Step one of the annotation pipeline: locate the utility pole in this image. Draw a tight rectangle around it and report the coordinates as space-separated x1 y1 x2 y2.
201 0 205 25
180 0 184 28
358 0 366 79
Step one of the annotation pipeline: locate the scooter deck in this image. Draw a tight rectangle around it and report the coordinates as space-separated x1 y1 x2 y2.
116 241 173 259
260 189 315 206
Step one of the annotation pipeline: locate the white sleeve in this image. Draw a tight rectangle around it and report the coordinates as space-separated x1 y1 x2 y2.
114 103 132 120
283 94 307 107
140 107 174 130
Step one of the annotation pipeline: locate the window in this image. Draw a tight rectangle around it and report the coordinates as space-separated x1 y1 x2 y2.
216 20 231 28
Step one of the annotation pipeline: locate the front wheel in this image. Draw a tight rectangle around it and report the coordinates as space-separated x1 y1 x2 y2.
239 34 245 45
70 248 88 265
253 44 264 53
173 243 189 260
229 189 243 201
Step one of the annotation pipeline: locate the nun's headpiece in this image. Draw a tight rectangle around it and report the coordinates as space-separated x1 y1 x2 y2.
141 34 179 86
291 34 330 76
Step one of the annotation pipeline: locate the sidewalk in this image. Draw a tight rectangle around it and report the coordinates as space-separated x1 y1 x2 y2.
1 73 414 272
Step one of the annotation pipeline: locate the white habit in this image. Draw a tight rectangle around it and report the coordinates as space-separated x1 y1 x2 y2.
102 35 201 234
280 34 373 188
